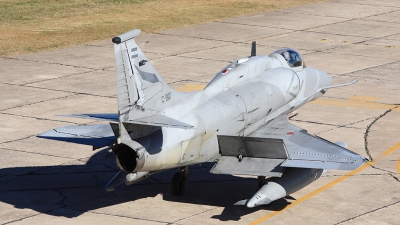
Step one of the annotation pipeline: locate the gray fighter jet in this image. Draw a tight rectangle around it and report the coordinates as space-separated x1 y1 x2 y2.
38 29 367 208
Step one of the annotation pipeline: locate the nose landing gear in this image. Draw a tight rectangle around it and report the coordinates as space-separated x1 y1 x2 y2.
171 167 188 196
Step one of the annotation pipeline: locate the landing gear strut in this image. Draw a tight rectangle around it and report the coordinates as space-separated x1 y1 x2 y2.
171 167 188 196
257 176 266 189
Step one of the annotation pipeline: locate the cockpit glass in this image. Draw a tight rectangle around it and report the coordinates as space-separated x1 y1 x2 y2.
273 48 303 68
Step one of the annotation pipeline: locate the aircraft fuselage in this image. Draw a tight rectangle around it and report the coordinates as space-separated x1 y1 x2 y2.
138 56 331 172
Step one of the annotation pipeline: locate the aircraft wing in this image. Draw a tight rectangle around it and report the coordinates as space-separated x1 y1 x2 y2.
210 116 368 177
37 124 117 148
58 113 119 122
59 113 193 129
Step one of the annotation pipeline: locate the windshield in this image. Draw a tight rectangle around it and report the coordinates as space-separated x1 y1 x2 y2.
272 48 303 68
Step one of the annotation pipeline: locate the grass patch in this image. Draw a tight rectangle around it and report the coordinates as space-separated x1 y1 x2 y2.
0 0 325 56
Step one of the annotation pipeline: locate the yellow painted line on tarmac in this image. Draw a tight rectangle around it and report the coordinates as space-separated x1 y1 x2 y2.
248 162 374 225
250 142 400 225
381 142 400 156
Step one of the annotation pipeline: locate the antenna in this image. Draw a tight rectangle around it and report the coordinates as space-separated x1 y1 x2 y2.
251 41 256 57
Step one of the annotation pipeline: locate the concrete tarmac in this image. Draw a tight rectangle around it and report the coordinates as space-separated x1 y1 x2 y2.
1 0 400 224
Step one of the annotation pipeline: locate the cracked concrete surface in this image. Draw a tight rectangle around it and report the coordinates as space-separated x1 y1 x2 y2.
1 0 400 224
363 107 399 161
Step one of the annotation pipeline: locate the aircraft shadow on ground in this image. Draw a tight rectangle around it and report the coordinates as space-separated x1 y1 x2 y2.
0 150 291 221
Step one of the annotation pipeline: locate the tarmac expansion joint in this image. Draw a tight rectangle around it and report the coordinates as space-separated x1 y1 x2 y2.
364 106 400 161
333 199 400 225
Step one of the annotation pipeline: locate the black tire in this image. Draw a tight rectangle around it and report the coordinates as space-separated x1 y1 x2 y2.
171 172 186 196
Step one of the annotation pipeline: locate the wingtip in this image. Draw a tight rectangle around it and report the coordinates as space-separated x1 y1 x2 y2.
36 129 58 138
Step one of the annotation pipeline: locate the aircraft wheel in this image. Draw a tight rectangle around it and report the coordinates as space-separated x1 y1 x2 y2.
171 172 186 196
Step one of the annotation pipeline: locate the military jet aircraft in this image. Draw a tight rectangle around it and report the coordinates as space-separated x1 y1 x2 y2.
38 29 367 208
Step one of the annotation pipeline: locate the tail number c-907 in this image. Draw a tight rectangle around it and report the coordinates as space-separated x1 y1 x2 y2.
161 92 171 103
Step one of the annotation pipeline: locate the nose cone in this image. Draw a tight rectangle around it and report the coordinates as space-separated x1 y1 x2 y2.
245 182 287 208
246 195 273 208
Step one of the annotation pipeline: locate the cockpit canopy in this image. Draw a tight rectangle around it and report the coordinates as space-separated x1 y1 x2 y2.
271 48 303 68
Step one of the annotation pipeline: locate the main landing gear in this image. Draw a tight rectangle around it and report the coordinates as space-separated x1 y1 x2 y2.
171 167 188 196
257 176 266 189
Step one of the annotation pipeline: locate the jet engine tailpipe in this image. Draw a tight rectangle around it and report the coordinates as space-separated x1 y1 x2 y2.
114 144 145 173
246 167 325 208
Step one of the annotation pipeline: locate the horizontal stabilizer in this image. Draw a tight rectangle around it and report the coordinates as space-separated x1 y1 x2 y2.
58 114 119 122
37 124 116 147
126 114 194 129
59 114 193 129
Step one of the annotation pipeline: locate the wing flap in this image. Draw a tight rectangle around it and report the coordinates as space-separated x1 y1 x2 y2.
217 135 287 158
210 157 285 177
210 135 287 176
37 124 116 147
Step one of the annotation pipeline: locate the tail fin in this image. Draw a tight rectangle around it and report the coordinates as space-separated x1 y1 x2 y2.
113 29 180 122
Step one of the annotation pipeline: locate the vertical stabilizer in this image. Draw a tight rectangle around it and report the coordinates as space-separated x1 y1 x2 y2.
113 29 179 123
